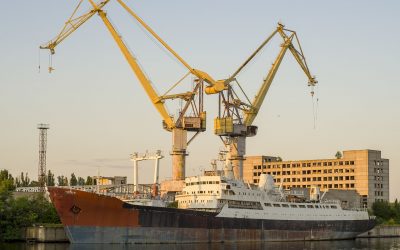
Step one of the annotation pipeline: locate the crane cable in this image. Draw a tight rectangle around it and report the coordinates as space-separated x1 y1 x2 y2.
121 4 187 72
38 48 41 73
48 52 54 73
310 86 319 129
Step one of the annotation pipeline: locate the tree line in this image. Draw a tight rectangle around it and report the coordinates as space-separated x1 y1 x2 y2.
12 170 95 188
0 169 60 241
372 200 400 225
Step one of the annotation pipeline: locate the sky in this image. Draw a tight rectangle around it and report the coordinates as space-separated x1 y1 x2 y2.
1 1 399 201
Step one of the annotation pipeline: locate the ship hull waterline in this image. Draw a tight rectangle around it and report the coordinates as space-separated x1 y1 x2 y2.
48 187 375 244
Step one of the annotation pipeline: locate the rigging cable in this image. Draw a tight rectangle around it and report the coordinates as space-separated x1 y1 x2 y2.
48 52 54 73
311 87 316 129
38 48 41 73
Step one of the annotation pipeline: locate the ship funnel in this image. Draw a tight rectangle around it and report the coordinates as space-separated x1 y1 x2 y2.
259 174 274 191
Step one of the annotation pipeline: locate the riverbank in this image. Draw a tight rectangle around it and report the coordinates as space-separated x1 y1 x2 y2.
23 225 68 243
358 225 400 238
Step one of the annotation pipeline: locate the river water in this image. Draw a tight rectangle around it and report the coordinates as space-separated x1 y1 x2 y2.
1 238 400 250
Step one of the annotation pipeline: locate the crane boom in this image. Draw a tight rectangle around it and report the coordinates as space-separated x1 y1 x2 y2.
215 23 317 180
95 9 175 128
40 0 211 182
39 0 110 54
243 34 292 126
115 0 221 91
242 24 317 126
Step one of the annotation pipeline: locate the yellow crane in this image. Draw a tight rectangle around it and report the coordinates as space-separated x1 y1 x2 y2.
214 23 317 180
40 0 225 182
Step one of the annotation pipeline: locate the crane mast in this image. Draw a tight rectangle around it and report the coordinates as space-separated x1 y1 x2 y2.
40 0 217 182
215 23 317 180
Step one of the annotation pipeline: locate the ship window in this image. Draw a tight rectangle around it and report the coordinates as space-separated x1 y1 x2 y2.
299 205 306 208
282 204 289 208
264 203 272 207
273 204 281 207
290 204 298 208
307 205 314 208
330 206 337 209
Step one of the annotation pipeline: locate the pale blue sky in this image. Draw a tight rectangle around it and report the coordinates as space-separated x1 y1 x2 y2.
1 1 399 200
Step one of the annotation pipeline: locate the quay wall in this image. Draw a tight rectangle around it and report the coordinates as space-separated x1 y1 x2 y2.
358 225 400 238
24 226 69 243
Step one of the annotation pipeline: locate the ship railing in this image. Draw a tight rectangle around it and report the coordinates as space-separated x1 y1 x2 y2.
320 199 341 205
342 207 368 212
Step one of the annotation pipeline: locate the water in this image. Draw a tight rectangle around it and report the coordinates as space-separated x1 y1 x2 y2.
2 238 400 250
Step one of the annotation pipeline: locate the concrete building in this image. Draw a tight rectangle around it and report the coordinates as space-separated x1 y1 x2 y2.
244 149 389 208
93 176 127 185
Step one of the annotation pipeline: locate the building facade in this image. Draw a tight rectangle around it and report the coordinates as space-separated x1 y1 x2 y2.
243 150 389 208
93 176 127 185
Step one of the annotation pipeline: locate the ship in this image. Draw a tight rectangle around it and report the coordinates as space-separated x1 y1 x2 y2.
48 173 375 244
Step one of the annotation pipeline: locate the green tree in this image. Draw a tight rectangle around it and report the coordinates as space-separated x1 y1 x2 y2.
85 176 93 185
70 173 78 186
77 177 85 186
276 156 283 162
57 176 68 186
372 200 395 222
1 170 59 241
0 193 60 241
335 151 342 159
29 181 39 187
15 172 30 187
0 170 15 192
46 170 55 186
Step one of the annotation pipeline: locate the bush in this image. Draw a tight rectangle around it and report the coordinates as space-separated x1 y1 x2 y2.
372 200 400 225
0 192 60 241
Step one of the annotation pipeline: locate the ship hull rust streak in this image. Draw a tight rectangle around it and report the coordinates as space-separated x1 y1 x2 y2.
49 187 375 244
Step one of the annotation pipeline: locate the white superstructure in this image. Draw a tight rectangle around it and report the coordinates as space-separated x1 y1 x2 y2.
175 173 370 221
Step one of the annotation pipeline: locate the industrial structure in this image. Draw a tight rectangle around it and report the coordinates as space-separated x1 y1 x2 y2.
213 23 317 181
130 150 163 195
39 2 381 244
244 149 389 208
93 176 127 186
39 0 226 187
37 123 49 190
40 1 319 191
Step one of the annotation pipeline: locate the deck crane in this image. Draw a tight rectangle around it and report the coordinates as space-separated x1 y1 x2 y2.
214 23 317 180
40 0 227 183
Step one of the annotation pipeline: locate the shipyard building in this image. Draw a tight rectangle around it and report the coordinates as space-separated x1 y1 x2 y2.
243 149 389 208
